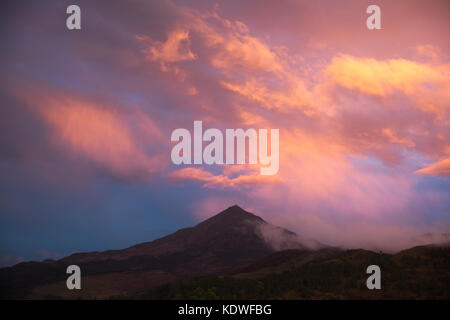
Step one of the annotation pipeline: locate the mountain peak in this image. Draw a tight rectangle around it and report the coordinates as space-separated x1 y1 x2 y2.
223 205 256 216
198 205 265 228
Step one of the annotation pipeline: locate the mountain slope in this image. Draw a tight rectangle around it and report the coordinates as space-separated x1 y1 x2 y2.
0 205 319 299
135 244 450 300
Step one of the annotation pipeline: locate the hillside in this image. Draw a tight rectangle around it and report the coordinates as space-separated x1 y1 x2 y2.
133 244 450 299
0 205 318 299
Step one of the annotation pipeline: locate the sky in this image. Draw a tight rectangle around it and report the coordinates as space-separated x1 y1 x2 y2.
1 0 450 266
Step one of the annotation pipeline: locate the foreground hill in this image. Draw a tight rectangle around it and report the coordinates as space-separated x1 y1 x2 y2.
133 244 450 299
0 205 319 299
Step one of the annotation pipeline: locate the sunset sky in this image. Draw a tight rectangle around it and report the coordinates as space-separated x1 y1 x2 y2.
1 0 450 266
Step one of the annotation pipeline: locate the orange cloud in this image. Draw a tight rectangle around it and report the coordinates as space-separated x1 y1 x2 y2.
211 34 283 74
327 55 450 116
15 88 164 180
328 55 447 95
137 29 196 64
221 79 312 114
135 5 450 181
44 102 162 178
381 128 415 148
416 157 450 177
168 167 282 188
416 45 441 62
135 7 319 117
186 10 284 75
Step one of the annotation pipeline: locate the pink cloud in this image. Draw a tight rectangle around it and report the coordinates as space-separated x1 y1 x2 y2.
327 54 450 117
168 167 282 188
137 30 196 65
416 157 450 177
12 87 165 181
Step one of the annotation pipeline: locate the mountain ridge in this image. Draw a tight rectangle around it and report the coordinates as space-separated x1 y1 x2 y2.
0 205 317 298
58 205 302 264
